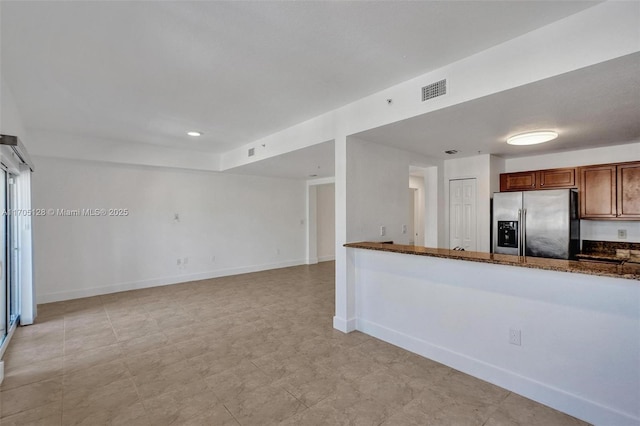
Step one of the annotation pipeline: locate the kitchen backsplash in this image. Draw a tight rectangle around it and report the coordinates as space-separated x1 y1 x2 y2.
580 220 640 243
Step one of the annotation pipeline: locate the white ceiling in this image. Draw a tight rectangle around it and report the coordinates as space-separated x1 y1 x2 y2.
229 53 640 179
1 1 600 155
227 141 335 180
356 53 640 160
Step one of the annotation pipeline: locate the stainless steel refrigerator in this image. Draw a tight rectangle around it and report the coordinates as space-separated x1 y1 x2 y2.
492 189 579 259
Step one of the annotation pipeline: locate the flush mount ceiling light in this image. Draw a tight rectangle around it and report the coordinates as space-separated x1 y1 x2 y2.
186 131 202 137
507 131 558 146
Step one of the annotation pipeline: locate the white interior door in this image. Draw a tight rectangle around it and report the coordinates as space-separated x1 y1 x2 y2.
449 178 477 251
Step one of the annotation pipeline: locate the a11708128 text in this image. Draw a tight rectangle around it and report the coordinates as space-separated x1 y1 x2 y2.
2 208 129 217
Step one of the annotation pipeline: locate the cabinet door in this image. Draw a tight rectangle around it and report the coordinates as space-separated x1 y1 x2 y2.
579 165 617 218
500 171 536 192
617 162 640 218
539 168 576 189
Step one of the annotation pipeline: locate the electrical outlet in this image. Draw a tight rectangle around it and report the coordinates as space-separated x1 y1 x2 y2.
183 257 188 265
509 328 521 346
402 224 407 234
380 226 386 237
618 229 627 239
176 258 181 266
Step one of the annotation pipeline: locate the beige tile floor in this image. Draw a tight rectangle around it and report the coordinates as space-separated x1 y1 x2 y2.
0 262 590 426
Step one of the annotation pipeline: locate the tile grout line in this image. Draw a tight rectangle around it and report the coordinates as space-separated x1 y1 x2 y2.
102 297 150 421
61 308 67 425
222 402 242 426
481 390 513 426
15 263 586 426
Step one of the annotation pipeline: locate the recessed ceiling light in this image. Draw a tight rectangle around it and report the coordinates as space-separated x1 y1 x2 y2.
187 131 202 137
507 131 558 146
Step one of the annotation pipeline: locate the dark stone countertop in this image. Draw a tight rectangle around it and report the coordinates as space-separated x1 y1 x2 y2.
344 242 640 281
578 240 640 263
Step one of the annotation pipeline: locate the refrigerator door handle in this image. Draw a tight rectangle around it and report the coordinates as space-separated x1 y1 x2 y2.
517 209 522 256
522 208 527 259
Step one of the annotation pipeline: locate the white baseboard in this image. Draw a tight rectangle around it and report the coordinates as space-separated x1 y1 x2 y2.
37 259 307 304
333 316 357 333
318 255 335 262
357 318 639 426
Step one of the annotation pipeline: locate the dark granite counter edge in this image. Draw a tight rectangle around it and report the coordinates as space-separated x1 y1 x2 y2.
344 242 640 281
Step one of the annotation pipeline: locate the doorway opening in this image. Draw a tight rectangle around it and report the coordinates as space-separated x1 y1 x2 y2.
306 179 335 264
410 166 440 247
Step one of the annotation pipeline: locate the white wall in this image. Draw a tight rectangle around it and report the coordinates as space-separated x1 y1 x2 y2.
31 156 307 303
431 165 447 249
490 155 505 196
316 183 335 262
409 175 425 246
1 76 28 139
346 138 415 245
335 138 439 332
504 142 640 172
581 220 640 243
353 249 640 426
506 142 640 243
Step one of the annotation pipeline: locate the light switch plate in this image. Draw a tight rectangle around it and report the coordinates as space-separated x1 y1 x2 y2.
509 329 521 346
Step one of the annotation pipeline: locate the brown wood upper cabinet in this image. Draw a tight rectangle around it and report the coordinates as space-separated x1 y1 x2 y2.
500 167 576 192
579 161 640 219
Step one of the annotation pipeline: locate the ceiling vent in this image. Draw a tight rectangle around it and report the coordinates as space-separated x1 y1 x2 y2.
422 79 447 102
248 148 255 157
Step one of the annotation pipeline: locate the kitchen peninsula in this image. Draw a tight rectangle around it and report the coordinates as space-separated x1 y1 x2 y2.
345 241 640 280
342 242 639 426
